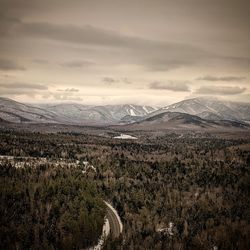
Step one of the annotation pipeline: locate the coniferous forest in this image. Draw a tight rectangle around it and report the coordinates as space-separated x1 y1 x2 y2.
0 130 250 249
0 158 105 249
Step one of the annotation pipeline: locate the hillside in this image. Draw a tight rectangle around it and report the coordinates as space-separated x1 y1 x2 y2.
124 111 249 130
151 97 250 122
0 97 156 125
0 97 249 130
0 97 66 124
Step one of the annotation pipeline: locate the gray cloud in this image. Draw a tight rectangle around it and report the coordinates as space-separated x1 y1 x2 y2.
52 92 82 101
0 82 47 96
33 59 49 64
0 59 25 71
0 0 249 104
1 19 209 71
121 78 132 84
102 77 132 85
145 59 193 71
196 75 246 82
0 82 48 90
195 86 246 95
2 16 249 72
57 88 79 92
149 81 190 92
65 88 79 92
102 77 119 84
60 60 93 68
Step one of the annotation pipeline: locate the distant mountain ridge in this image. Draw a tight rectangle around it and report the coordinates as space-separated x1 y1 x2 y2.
37 103 157 124
0 97 65 124
0 97 157 125
0 97 249 131
148 97 250 122
123 111 249 130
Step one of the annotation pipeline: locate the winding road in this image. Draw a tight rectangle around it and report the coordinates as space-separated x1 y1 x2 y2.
104 201 123 239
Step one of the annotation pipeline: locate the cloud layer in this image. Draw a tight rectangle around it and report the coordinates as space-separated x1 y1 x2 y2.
196 75 246 82
0 59 25 71
0 0 249 104
149 81 190 92
196 86 246 95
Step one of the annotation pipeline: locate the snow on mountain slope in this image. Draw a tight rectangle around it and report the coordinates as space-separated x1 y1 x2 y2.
130 109 136 116
125 111 249 130
105 104 157 120
34 103 157 124
0 97 65 123
119 115 142 124
39 103 115 124
1 96 248 127
152 97 250 122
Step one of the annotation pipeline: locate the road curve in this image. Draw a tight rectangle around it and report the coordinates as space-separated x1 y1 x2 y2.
104 201 123 238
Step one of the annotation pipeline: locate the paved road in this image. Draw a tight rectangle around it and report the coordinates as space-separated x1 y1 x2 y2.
104 201 123 239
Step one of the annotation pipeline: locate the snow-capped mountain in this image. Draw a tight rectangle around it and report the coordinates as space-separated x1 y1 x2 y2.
38 103 157 124
0 97 157 125
151 97 250 122
0 97 66 123
0 97 249 128
39 103 115 124
104 104 157 119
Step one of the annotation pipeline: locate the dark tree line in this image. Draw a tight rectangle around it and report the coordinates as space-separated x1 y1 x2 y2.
0 163 105 249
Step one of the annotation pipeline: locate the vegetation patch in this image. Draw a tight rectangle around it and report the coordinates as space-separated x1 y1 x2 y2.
0 162 105 249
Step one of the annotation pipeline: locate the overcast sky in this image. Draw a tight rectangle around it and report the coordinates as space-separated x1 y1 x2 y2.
0 0 249 105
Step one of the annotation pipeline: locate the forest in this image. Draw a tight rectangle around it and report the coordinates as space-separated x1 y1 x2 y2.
0 153 105 249
0 130 250 249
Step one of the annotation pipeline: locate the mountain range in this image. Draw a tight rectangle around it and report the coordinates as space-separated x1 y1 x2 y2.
124 111 249 131
0 97 157 125
157 97 250 121
0 96 249 130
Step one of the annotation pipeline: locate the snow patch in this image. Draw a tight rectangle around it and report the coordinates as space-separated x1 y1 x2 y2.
82 162 96 175
88 218 110 250
142 106 149 113
130 109 136 116
114 134 137 140
157 222 174 236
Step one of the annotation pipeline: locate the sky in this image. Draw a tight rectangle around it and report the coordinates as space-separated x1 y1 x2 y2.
0 0 249 106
